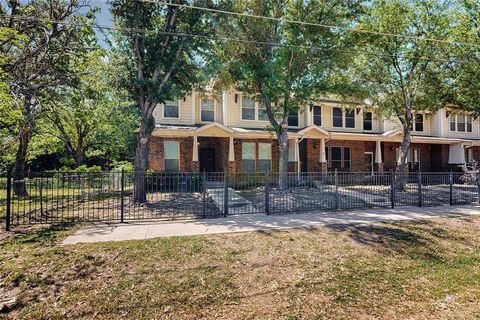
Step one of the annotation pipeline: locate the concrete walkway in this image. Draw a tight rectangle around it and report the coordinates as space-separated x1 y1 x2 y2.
62 204 480 245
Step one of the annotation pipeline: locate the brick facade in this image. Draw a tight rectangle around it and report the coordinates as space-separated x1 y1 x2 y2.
148 136 471 173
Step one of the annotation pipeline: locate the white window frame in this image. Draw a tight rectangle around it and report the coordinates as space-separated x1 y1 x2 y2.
162 100 180 119
241 96 256 121
200 98 215 123
332 106 356 129
450 113 473 133
258 143 272 172
411 113 424 132
312 105 322 126
241 142 256 171
363 111 373 131
258 102 269 121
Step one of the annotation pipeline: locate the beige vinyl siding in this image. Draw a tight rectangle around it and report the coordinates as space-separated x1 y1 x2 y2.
440 109 480 139
153 95 194 125
225 92 305 129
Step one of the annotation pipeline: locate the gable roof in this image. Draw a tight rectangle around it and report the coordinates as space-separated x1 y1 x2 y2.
298 125 330 139
196 122 234 137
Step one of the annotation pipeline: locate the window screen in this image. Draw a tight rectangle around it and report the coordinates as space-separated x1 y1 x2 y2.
242 142 256 171
313 106 322 126
164 141 180 172
363 112 372 131
242 96 255 120
258 102 268 121
345 109 355 128
414 114 424 132
201 99 214 122
258 143 271 172
163 100 179 118
288 109 299 127
332 107 343 127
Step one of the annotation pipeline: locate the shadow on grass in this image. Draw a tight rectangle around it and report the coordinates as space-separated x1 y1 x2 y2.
325 221 452 262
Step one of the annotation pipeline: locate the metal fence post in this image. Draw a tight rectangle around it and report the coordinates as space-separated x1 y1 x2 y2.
334 169 339 210
264 172 270 215
390 170 395 209
417 170 423 207
5 169 12 231
223 171 229 217
120 170 125 223
202 171 207 218
449 171 453 206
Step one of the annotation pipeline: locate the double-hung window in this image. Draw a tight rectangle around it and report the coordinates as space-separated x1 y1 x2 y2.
164 141 180 172
242 96 256 120
288 109 299 127
450 114 472 133
332 107 343 127
414 114 424 132
201 99 214 122
258 102 268 121
242 142 256 171
163 100 179 118
258 143 272 172
328 147 351 171
332 107 355 128
363 112 373 131
313 106 322 126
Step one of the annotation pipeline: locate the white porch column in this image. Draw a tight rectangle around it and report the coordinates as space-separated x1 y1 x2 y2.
222 91 228 125
294 138 299 162
375 140 382 163
320 138 326 162
228 136 235 162
192 135 199 161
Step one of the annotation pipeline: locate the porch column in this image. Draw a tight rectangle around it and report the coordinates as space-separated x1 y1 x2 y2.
291 138 299 173
192 135 199 171
319 138 328 173
228 136 236 173
374 140 384 173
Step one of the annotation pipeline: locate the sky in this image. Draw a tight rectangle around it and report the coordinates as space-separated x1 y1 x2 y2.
85 0 113 47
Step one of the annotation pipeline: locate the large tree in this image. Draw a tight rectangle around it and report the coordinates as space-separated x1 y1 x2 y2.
216 0 362 188
354 0 454 173
0 0 96 196
110 0 213 203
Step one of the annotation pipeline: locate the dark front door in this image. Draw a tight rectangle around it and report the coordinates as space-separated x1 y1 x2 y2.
200 148 216 172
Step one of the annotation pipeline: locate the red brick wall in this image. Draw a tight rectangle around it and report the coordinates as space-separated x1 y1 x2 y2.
148 136 194 171
383 142 451 172
323 140 376 172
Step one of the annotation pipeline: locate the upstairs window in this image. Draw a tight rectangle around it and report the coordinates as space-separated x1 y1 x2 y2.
345 109 355 128
288 109 299 127
163 100 179 118
450 114 472 133
164 141 180 172
333 107 355 128
241 96 255 120
414 114 424 132
313 106 322 126
363 112 373 131
258 102 268 121
332 107 343 127
201 99 214 122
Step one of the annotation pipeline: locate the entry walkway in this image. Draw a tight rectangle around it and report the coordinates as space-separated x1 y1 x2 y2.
63 205 480 245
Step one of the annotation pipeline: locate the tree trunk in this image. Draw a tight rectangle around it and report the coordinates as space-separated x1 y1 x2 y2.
74 135 84 168
277 128 289 189
132 115 155 203
13 124 30 197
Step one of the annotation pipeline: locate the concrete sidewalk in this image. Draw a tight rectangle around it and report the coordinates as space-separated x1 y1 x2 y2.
62 205 480 245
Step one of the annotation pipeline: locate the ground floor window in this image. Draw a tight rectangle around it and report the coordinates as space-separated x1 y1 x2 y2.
396 148 420 171
326 146 351 171
164 141 180 171
242 142 272 172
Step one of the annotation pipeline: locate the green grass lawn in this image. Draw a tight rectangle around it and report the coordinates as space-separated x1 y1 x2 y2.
2 216 480 319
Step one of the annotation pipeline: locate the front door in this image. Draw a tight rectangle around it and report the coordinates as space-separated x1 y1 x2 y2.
200 148 216 172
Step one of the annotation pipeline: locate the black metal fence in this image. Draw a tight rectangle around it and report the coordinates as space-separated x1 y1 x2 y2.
3 170 480 230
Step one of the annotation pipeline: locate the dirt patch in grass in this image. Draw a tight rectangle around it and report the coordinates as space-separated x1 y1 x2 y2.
3 216 480 319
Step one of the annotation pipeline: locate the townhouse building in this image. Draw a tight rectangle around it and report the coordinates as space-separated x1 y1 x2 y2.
148 91 480 173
